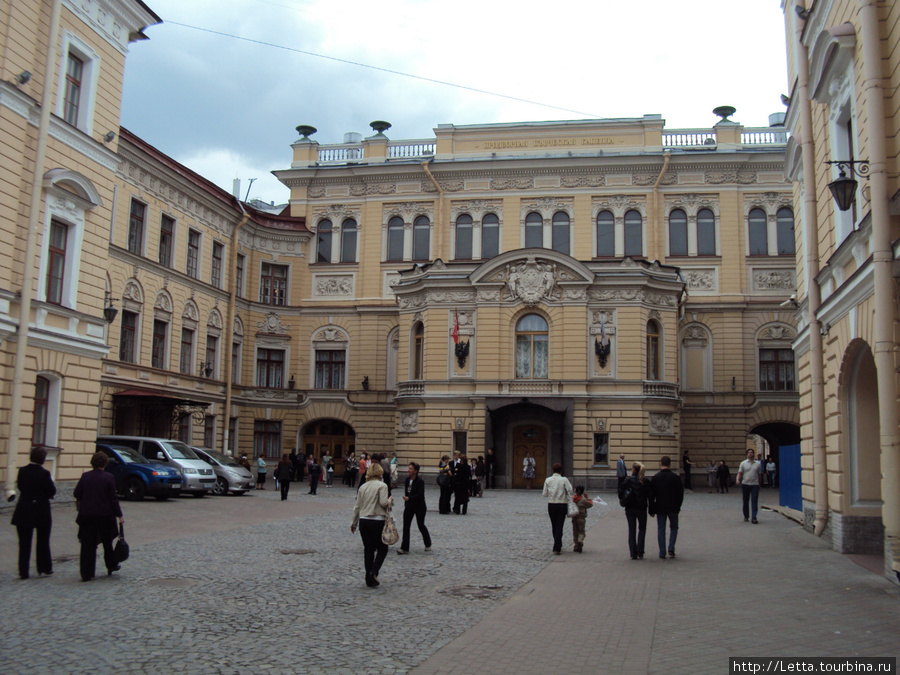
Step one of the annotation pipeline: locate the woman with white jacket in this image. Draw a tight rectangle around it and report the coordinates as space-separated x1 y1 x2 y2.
350 462 394 587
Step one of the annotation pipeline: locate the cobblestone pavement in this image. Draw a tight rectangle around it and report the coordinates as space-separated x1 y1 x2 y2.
3 485 899 674
1 484 586 675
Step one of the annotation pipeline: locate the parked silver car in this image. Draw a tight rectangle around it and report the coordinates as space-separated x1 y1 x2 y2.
192 447 254 496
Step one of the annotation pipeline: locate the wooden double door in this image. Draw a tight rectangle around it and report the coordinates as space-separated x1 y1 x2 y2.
511 423 548 488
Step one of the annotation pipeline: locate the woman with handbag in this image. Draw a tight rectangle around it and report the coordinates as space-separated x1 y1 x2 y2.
619 462 650 560
350 462 394 587
542 463 573 555
73 452 124 582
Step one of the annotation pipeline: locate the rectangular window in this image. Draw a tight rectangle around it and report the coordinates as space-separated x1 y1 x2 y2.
205 335 218 377
256 348 284 388
759 348 795 391
159 215 174 267
186 230 200 279
46 219 68 304
228 417 238 454
151 319 168 369
453 431 467 455
455 217 473 260
232 342 241 384
341 221 357 263
387 219 404 262
204 415 215 448
254 420 281 458
32 376 50 446
211 242 224 288
315 350 345 389
413 217 430 260
63 52 83 127
119 310 137 363
179 327 194 375
235 254 245 298
128 200 145 255
482 214 499 259
593 433 609 466
260 263 287 305
178 415 191 444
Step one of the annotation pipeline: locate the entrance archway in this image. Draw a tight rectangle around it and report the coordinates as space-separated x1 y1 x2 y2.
300 419 356 475
511 423 548 488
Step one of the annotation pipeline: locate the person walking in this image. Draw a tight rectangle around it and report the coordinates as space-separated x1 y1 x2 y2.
10 447 56 579
350 463 393 587
737 449 762 523
542 463 573 555
344 451 358 488
453 454 471 515
397 462 431 555
485 448 496 489
682 451 694 490
648 456 684 559
706 461 717 493
616 454 627 490
570 485 593 553
73 452 124 582
523 452 536 489
256 454 267 490
275 454 293 501
716 460 730 494
766 457 777 489
308 456 321 495
619 461 650 560
357 453 368 490
437 455 452 514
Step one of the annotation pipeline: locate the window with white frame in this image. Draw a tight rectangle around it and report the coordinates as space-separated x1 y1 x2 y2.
515 314 548 379
254 420 281 458
45 220 68 304
315 349 345 389
235 254 245 298
412 322 424 380
551 212 570 254
128 200 145 255
259 262 287 305
316 219 332 263
748 208 768 255
211 242 224 288
412 215 430 261
624 210 643 257
525 212 543 248
179 327 195 375
57 33 99 134
186 229 201 279
776 208 795 256
151 318 168 369
596 211 615 257
119 310 138 363
646 319 661 380
387 217 404 262
481 213 500 259
32 374 60 448
455 214 473 260
668 209 688 256
341 218 357 263
159 215 174 267
256 348 285 388
697 209 716 255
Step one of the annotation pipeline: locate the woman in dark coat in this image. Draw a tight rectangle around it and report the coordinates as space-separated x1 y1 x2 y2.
10 447 56 579
437 455 452 514
275 454 293 501
397 462 431 554
73 451 124 582
618 461 650 560
453 454 471 515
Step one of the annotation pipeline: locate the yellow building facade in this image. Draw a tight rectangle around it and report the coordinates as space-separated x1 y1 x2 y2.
0 0 159 493
782 0 900 581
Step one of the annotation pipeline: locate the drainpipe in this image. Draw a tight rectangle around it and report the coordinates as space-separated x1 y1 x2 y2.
5 0 63 500
421 160 444 259
221 207 251 456
794 4 828 536
859 0 900 567
653 151 671 255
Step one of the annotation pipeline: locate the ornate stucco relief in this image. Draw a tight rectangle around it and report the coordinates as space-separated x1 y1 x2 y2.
399 411 419 433
649 413 674 436
313 274 354 297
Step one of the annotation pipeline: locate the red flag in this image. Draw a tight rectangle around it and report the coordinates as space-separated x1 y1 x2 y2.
452 311 459 344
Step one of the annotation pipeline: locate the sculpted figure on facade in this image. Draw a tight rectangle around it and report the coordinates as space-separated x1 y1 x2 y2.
257 312 290 335
399 411 418 433
504 256 560 305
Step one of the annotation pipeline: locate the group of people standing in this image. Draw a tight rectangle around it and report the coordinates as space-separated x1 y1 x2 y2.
11 448 124 582
436 451 489 515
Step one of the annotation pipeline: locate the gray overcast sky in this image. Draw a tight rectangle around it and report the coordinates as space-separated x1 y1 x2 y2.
121 0 789 206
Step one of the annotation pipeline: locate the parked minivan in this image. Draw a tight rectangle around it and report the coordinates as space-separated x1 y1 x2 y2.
96 436 216 497
191 447 254 496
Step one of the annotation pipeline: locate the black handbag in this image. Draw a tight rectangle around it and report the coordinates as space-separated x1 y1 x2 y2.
114 522 130 563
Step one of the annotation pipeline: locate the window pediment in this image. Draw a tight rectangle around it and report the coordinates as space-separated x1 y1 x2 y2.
809 24 856 106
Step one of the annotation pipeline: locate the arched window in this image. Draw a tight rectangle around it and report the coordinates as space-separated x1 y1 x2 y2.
481 213 499 259
646 320 660 380
525 212 543 248
340 218 357 263
776 208 795 256
413 215 430 261
515 314 548 379
551 212 570 254
697 208 716 256
387 217 404 262
624 210 642 257
316 219 332 263
668 209 687 256
748 208 768 255
455 214 473 260
412 322 424 380
596 210 615 257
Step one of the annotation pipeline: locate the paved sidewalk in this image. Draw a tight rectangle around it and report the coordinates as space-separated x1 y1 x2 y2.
412 490 900 675
2 485 897 674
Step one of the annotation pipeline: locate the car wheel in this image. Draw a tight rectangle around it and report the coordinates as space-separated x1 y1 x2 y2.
124 478 146 501
192 491 206 498
154 495 170 501
212 477 228 496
